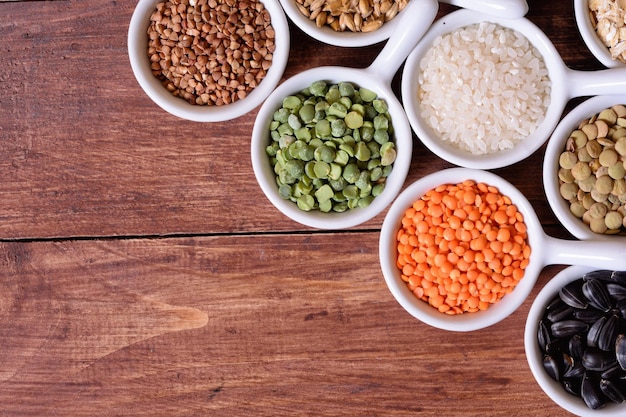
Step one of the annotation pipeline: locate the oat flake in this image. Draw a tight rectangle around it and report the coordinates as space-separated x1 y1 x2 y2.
589 0 626 63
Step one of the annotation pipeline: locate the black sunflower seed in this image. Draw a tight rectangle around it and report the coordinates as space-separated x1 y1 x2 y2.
607 283 626 301
568 333 585 359
583 279 613 312
583 348 618 372
543 354 561 382
537 319 552 354
560 280 588 309
551 320 588 338
581 372 606 410
573 308 605 324
587 316 606 348
563 361 585 379
546 302 575 323
601 363 626 380
599 378 626 403
598 315 619 352
583 270 614 282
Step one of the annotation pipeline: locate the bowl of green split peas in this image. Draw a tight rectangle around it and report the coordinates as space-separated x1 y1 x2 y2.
251 77 411 229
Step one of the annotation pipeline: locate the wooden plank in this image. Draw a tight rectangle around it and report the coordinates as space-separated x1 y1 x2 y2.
0 233 571 416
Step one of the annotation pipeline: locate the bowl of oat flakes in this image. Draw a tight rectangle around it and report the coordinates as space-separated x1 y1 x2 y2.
281 0 529 48
575 0 626 68
128 0 290 122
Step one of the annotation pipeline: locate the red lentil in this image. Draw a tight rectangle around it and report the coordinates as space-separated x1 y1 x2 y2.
395 180 532 314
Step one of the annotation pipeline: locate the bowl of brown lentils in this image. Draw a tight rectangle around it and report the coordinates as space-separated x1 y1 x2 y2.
543 94 626 242
128 0 290 122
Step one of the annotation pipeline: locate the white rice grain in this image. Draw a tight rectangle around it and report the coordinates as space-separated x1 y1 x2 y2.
418 22 552 155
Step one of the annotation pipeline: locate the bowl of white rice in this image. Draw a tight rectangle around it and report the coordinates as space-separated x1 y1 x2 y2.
401 9 626 170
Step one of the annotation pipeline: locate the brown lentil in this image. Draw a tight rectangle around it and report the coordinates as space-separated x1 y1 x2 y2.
558 105 626 235
147 0 276 106
294 0 408 33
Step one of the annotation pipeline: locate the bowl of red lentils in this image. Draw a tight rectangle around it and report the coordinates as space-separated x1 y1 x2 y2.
379 168 545 332
575 0 626 68
543 94 626 242
128 0 290 122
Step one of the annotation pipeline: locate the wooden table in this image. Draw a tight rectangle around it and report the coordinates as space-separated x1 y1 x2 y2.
0 1 610 415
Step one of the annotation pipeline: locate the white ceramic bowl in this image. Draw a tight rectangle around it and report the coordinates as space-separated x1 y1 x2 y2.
524 265 626 417
402 9 626 170
543 94 626 242
251 0 438 229
575 0 626 69
279 0 529 48
128 0 290 122
379 168 626 331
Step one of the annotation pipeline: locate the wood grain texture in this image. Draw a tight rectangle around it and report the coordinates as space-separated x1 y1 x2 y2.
0 0 615 416
0 234 570 416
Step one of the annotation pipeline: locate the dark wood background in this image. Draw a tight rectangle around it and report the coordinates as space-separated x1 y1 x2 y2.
0 0 609 415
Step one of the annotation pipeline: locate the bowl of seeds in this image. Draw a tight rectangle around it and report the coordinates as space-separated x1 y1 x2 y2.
575 0 626 69
128 0 290 122
524 265 626 416
279 0 411 47
543 94 626 241
281 0 530 48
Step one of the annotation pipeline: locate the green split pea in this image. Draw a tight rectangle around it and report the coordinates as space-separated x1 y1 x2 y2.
266 80 397 213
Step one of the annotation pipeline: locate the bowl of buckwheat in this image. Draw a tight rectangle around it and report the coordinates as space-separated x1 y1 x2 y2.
128 0 290 122
575 0 626 68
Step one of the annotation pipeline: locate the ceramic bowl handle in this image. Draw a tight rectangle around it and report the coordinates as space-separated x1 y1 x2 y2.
367 0 438 84
566 67 626 98
440 0 528 18
542 235 626 270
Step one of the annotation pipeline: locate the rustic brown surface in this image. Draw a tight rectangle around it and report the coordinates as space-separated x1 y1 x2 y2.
0 0 611 416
